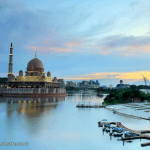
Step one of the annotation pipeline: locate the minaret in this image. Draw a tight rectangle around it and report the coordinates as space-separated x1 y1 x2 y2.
8 43 13 81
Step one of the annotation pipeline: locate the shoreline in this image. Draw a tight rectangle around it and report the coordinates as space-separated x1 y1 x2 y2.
0 93 68 97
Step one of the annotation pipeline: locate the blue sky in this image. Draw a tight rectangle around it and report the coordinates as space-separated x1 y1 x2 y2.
0 0 150 86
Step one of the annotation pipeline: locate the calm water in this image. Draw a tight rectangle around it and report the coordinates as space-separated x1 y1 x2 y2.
0 91 150 150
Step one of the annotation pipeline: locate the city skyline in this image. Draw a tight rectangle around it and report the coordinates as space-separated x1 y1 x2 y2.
0 0 150 86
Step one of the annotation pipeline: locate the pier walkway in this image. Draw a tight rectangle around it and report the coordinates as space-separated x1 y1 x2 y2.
106 107 150 120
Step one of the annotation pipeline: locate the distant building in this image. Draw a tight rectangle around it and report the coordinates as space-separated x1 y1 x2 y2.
66 81 76 87
108 85 113 89
66 80 100 89
57 79 65 87
77 82 81 87
116 80 130 89
82 80 100 88
96 80 99 85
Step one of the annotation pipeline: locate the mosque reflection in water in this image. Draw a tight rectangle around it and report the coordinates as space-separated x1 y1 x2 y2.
0 96 66 117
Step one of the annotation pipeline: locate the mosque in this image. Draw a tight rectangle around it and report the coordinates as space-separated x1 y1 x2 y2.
0 43 67 96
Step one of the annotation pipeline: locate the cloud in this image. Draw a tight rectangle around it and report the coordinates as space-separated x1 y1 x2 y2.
95 35 150 56
32 34 150 56
65 40 82 47
28 38 84 54
99 51 110 55
63 71 150 82
147 30 150 35
0 0 54 54
1 0 150 59
28 46 72 53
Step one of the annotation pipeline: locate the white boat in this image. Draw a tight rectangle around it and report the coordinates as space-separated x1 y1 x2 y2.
101 119 110 124
102 119 107 121
105 127 110 132
112 132 123 136
110 124 117 128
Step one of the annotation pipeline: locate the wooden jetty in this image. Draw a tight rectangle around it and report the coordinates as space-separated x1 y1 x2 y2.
98 121 150 146
115 122 150 147
116 122 140 134
116 122 150 135
76 103 105 108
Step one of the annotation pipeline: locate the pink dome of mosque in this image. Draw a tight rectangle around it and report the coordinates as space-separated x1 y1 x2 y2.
27 58 44 70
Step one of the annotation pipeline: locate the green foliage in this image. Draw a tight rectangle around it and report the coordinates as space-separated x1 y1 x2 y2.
130 85 137 90
104 88 150 105
97 87 116 94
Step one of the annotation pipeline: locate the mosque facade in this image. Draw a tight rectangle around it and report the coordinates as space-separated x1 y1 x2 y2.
0 43 67 96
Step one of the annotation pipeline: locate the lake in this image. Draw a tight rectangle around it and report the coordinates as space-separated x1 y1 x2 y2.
0 90 150 150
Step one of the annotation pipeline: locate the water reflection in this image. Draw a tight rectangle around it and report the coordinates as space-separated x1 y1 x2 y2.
0 96 66 138
0 96 66 117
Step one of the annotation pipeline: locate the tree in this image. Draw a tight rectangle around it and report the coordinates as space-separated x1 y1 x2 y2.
130 85 137 90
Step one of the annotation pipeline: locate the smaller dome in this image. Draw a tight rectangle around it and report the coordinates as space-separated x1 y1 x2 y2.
53 77 57 82
47 71 51 77
19 70 23 76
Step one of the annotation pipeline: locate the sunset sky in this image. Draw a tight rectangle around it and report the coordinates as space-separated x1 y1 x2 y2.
0 0 150 86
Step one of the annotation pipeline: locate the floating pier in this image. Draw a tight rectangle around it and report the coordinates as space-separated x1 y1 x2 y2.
105 107 150 120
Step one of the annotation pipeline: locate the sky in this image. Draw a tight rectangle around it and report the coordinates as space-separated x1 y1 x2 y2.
0 0 150 86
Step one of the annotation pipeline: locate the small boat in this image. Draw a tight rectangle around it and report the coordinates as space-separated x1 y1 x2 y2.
102 119 107 121
105 127 110 132
124 132 139 137
106 124 117 128
106 124 111 128
112 132 123 136
113 127 126 132
126 140 133 143
110 124 117 128
101 119 110 124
